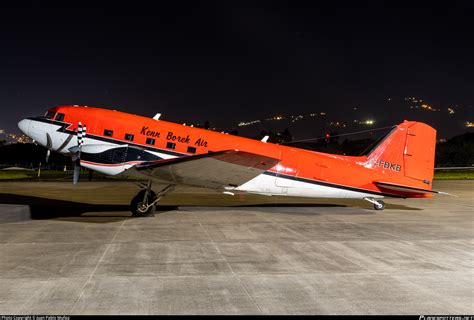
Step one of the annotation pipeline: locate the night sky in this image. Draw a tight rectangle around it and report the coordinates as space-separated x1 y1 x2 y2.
1 0 473 139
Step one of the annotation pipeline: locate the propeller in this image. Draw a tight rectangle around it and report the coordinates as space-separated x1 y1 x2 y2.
73 122 86 185
45 133 52 163
73 158 81 185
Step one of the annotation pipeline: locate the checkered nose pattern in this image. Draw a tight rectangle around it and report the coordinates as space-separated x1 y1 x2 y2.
77 122 87 146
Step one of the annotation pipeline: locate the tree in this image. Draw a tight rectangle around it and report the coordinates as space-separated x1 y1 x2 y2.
435 132 474 167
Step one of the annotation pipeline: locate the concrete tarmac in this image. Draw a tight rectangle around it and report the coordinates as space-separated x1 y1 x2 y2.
0 180 472 314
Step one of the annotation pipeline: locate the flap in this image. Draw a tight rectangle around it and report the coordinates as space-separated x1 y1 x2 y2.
125 150 280 189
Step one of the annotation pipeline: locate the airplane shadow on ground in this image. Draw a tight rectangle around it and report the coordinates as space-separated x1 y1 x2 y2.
169 201 421 214
175 203 375 217
0 193 177 222
234 202 422 211
0 193 421 223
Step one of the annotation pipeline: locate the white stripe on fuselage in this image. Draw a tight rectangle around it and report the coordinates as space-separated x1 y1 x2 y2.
40 120 174 158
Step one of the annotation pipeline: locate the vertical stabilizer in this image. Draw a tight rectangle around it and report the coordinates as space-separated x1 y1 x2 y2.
366 121 437 188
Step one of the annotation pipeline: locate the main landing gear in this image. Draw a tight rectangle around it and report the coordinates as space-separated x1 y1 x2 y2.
130 181 175 217
363 197 386 211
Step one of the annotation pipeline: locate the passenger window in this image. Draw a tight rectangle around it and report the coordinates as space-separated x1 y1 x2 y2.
166 142 176 150
187 146 196 154
104 129 113 137
125 133 134 141
55 113 65 121
146 138 155 145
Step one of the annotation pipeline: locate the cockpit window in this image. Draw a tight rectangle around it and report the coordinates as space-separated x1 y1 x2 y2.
55 113 65 121
44 111 56 119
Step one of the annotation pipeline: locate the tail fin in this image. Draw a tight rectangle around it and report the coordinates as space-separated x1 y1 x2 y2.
366 121 437 190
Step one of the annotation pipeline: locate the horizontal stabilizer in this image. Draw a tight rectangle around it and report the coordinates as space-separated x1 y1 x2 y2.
374 181 455 196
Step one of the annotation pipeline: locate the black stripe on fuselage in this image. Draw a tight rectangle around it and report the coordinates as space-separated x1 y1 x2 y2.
28 117 188 157
56 133 74 152
80 145 163 164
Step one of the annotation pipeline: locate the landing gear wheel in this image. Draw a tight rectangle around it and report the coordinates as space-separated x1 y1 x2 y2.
374 200 385 211
131 189 157 217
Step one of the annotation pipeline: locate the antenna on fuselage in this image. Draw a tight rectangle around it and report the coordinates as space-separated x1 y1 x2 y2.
153 113 161 120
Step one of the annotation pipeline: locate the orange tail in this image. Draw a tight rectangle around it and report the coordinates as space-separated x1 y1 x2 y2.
366 121 437 195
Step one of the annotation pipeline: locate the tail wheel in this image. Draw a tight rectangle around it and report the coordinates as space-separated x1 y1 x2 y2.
374 200 385 211
131 189 157 217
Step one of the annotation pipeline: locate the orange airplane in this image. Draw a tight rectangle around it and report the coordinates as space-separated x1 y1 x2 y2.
18 105 442 216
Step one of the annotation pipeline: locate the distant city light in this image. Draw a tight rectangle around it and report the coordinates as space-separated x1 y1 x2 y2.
466 121 474 128
0 129 31 144
353 119 375 125
238 120 261 127
329 121 346 127
266 116 284 121
232 101 463 137
420 104 437 111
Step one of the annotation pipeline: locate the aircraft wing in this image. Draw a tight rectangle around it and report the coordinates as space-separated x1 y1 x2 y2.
125 150 280 189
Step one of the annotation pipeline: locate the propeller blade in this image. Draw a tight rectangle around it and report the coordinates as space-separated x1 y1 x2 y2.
73 159 81 185
46 133 52 149
45 133 53 163
72 122 86 185
77 122 86 148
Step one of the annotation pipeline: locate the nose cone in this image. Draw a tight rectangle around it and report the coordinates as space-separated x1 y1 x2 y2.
18 119 31 136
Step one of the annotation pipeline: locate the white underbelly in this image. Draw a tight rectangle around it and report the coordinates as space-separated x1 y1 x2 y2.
235 173 383 199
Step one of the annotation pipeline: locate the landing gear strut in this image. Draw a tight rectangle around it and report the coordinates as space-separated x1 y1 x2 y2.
363 197 385 211
130 181 175 217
